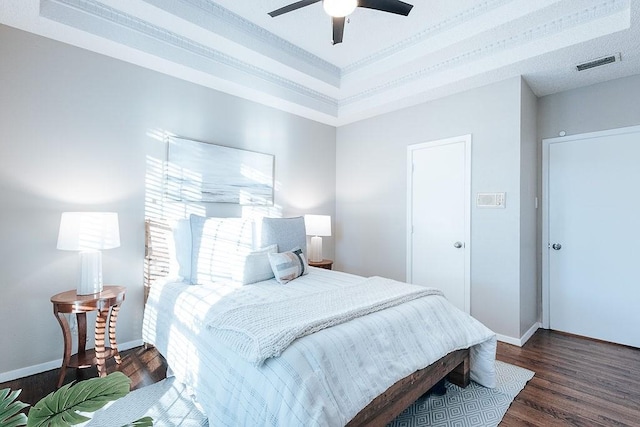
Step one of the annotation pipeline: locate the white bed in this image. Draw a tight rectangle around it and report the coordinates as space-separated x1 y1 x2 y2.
142 266 496 426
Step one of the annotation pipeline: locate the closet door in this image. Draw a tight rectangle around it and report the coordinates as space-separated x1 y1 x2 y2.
407 135 471 313
544 125 640 347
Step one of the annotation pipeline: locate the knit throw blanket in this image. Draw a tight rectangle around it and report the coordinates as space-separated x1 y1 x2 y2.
206 276 444 365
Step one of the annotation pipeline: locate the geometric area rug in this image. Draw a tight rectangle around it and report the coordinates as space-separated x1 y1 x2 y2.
388 361 534 427
86 377 208 427
86 361 533 427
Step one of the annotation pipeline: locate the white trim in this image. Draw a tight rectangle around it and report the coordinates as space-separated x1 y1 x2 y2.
541 125 640 329
0 339 144 383
520 321 541 346
541 136 550 329
495 322 541 347
406 134 472 314
40 0 339 116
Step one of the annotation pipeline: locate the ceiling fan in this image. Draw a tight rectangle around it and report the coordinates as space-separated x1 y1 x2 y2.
268 0 414 45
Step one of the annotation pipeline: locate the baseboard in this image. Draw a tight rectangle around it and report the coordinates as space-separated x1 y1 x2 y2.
0 339 144 383
496 322 541 347
520 322 541 345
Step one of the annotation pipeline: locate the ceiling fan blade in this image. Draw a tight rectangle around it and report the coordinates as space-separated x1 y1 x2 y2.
332 16 345 45
358 0 413 16
268 0 321 17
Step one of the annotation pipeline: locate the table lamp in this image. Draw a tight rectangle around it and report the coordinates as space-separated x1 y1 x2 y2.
57 212 120 295
304 214 331 263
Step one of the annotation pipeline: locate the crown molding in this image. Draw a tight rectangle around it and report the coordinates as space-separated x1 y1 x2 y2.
340 0 630 106
143 0 341 87
30 0 633 124
341 0 513 76
40 0 339 115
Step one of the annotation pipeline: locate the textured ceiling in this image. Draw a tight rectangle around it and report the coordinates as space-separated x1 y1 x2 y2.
1 0 639 125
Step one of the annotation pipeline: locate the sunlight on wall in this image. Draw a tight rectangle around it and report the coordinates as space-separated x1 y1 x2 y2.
144 155 206 221
144 145 206 289
143 130 289 289
146 128 167 143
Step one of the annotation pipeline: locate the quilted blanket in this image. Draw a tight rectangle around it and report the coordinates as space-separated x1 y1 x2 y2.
207 276 443 364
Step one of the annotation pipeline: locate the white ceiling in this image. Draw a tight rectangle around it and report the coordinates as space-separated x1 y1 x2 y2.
2 0 639 125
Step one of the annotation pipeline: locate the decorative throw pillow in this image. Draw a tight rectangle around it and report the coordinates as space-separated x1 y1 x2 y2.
235 244 278 285
260 216 307 257
189 214 253 285
268 248 309 284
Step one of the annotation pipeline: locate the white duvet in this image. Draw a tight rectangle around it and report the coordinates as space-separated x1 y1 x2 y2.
142 268 496 426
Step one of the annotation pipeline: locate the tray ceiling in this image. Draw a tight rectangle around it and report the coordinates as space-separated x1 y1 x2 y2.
1 0 639 125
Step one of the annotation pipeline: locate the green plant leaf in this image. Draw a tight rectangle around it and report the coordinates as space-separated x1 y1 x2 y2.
27 372 131 427
0 388 28 427
124 415 154 426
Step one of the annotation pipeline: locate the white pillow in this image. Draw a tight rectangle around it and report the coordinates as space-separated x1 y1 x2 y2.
189 214 253 285
172 219 192 281
235 244 278 285
268 248 309 284
260 217 307 257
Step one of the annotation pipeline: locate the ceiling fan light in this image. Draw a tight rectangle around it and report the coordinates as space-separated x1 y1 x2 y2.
323 0 357 18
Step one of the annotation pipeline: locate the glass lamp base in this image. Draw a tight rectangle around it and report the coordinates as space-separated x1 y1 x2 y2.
78 250 103 295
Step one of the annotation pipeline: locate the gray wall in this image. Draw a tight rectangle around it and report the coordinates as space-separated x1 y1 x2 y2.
538 74 640 140
519 79 538 336
336 76 537 340
0 25 336 379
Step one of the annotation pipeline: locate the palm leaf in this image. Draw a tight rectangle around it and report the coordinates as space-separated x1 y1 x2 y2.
27 372 131 427
125 416 154 426
0 388 28 427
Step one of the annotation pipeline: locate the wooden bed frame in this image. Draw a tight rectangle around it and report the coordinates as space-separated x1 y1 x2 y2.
144 219 471 425
348 348 470 426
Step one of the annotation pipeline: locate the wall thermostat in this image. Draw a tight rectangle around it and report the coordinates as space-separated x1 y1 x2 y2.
476 192 506 208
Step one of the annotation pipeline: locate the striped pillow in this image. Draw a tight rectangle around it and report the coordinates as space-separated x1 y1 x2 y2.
268 248 309 284
236 244 278 285
190 214 253 285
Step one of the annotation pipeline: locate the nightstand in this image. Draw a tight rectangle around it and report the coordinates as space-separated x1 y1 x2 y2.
50 286 126 388
309 259 333 270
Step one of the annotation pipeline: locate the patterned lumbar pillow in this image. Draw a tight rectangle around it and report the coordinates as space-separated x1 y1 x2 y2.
268 248 309 284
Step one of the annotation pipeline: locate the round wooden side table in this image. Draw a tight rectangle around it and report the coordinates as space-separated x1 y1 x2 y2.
50 285 126 388
308 259 333 270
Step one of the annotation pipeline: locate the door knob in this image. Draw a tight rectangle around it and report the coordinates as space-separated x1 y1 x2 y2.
552 243 562 250
453 241 463 249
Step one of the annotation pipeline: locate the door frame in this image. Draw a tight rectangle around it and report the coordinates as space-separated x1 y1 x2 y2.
541 124 640 328
406 134 472 313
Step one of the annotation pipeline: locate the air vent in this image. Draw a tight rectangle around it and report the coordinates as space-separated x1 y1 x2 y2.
576 53 621 71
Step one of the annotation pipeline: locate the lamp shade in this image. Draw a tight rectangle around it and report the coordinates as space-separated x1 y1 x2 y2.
323 0 357 17
57 212 121 251
304 215 331 237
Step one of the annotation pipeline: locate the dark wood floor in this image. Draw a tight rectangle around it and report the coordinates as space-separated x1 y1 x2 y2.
0 346 167 407
499 330 640 426
2 329 639 425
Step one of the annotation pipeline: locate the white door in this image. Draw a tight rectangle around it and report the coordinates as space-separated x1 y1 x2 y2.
544 125 640 348
407 135 471 313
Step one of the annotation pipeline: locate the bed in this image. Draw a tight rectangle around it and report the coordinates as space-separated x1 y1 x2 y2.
142 215 497 426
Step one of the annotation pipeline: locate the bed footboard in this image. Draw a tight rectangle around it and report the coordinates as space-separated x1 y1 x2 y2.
347 348 470 427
